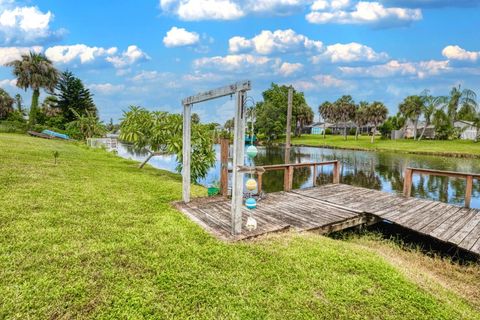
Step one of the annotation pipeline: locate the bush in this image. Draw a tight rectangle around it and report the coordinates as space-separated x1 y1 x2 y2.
325 128 332 135
0 121 28 133
349 128 357 136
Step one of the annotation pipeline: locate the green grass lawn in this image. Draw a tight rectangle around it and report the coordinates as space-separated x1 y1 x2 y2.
287 134 480 157
1 133 479 319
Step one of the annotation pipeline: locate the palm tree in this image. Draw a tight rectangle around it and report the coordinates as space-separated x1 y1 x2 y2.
447 85 477 124
334 95 356 140
319 101 332 139
41 96 61 117
0 88 14 120
399 95 423 140
418 91 447 141
294 103 314 137
367 102 388 143
14 94 23 114
5 52 59 127
354 101 369 140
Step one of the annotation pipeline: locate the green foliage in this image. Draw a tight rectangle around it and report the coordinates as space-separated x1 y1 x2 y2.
0 120 27 133
5 52 59 127
66 109 106 140
119 106 216 183
55 71 97 123
255 83 313 140
0 88 14 120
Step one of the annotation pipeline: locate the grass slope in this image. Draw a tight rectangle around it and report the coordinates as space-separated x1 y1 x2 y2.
288 134 480 158
1 133 479 319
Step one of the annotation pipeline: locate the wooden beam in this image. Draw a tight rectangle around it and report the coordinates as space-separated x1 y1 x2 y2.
220 138 229 197
230 90 246 235
182 104 191 203
403 168 413 197
465 175 473 209
182 80 251 106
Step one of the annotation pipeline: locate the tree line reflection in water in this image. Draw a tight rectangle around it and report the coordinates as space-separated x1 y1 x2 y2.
117 143 480 209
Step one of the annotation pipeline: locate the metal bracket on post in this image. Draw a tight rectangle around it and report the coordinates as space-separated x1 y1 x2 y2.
231 90 246 235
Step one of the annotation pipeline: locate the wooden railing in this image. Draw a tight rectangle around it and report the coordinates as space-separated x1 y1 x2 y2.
403 167 480 208
256 160 341 193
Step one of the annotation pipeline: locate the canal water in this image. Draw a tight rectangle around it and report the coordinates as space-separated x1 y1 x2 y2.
116 143 480 209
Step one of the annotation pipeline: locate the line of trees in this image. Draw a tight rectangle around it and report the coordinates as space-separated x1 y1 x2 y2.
1 51 106 139
319 96 388 142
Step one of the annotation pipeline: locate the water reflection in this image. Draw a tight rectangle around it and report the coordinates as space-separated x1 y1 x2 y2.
116 143 480 209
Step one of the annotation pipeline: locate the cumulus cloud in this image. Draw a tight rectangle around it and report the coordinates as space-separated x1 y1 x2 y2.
229 29 323 54
277 62 303 76
193 54 278 73
88 83 125 95
0 46 43 64
312 42 388 63
442 45 479 62
0 78 16 87
159 0 306 20
306 1 422 27
340 59 449 79
163 27 200 47
106 45 150 68
0 3 64 45
291 74 350 91
45 44 118 64
44 44 149 69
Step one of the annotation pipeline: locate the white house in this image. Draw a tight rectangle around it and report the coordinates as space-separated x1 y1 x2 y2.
454 120 478 140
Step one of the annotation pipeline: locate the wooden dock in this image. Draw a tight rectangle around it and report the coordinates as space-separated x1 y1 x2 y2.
176 184 480 256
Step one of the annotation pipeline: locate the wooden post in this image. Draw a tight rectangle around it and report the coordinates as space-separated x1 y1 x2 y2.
312 165 317 187
220 138 229 197
257 172 263 194
231 90 246 235
182 104 192 203
285 86 293 164
403 168 413 197
465 175 473 208
333 161 341 184
283 168 289 191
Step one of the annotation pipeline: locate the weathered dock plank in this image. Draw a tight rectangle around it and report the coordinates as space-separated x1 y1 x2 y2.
175 184 480 255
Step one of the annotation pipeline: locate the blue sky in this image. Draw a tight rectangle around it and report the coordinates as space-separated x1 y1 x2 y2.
1 0 479 124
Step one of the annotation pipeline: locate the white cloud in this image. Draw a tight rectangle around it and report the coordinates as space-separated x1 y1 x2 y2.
277 62 303 76
229 29 323 55
159 0 307 21
0 46 43 65
442 45 480 62
312 42 388 63
88 83 125 95
0 78 16 87
45 44 117 64
306 1 422 26
163 27 200 47
340 59 449 79
0 4 63 44
45 44 148 69
193 54 276 72
160 0 244 21
291 74 349 91
105 45 150 68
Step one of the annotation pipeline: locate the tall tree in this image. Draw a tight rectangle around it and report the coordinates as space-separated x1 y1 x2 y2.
191 113 200 124
294 103 314 137
224 118 234 133
55 71 97 123
14 94 23 114
255 83 312 141
334 95 356 140
354 101 369 140
399 95 423 140
318 101 333 139
0 88 14 120
6 52 59 127
366 101 388 143
418 91 447 141
447 85 477 124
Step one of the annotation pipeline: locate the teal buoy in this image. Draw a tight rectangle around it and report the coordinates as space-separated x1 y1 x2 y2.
246 145 258 158
245 197 257 210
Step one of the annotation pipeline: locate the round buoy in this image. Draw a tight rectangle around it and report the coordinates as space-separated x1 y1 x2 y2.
245 178 257 191
245 197 257 210
246 145 258 158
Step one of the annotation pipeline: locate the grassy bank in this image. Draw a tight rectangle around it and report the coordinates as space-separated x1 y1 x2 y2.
1 133 479 319
286 134 480 158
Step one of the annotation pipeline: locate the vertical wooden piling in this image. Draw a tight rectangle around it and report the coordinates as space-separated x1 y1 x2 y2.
220 138 229 197
465 175 473 208
333 161 341 184
403 168 413 197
